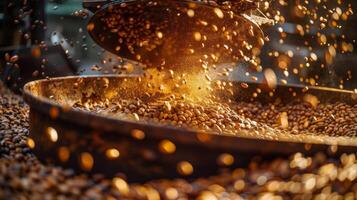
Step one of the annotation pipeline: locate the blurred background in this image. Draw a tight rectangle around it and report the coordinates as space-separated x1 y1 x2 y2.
0 0 356 92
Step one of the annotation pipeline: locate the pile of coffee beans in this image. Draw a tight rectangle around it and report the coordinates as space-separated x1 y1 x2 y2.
1 82 357 200
76 94 357 138
235 101 357 137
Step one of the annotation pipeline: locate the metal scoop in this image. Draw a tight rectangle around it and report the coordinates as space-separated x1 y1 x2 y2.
84 0 264 70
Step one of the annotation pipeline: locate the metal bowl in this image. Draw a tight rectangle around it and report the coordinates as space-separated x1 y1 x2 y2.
23 75 357 182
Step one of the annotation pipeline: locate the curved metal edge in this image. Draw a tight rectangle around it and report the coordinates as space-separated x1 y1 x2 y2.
23 75 357 156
